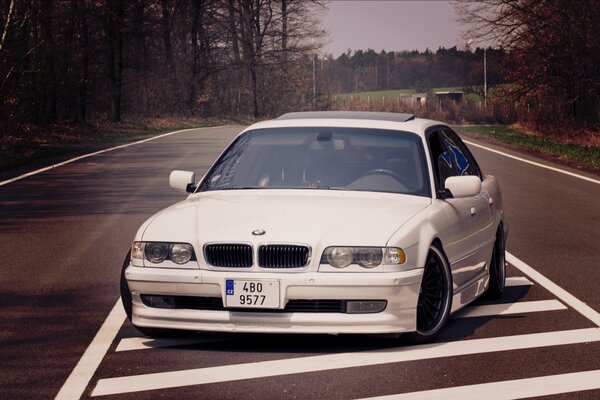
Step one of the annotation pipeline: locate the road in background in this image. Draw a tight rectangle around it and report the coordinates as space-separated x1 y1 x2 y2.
1 126 598 399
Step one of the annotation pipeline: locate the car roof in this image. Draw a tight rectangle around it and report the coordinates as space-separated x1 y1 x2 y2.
242 111 446 138
277 111 416 123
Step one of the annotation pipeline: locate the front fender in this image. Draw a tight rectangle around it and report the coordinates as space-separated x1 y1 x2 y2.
386 203 448 271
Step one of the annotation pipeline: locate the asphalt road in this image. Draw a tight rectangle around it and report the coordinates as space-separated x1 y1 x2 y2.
1 125 599 399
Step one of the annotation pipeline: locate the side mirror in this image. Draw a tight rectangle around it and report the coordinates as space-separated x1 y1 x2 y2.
445 175 481 198
169 170 196 193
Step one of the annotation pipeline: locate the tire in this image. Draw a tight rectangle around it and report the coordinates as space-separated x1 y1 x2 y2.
485 226 506 299
404 244 453 344
120 251 188 338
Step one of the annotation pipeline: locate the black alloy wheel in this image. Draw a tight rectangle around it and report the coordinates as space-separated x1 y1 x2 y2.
405 245 452 343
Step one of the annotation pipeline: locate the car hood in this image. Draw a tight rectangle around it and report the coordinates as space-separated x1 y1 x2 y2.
142 190 431 247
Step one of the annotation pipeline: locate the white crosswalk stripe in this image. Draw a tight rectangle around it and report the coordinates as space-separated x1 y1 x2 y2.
75 261 600 400
357 369 600 400
453 299 566 319
91 328 600 396
505 276 533 287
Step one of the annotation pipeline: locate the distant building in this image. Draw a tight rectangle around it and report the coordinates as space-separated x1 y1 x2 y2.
398 93 427 107
434 91 464 109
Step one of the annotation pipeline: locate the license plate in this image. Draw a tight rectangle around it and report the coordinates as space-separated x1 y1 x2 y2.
225 279 280 308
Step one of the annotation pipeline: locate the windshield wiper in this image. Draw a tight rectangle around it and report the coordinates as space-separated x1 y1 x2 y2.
212 187 261 191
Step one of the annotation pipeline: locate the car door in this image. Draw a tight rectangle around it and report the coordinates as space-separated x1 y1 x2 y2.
427 130 490 292
443 130 495 267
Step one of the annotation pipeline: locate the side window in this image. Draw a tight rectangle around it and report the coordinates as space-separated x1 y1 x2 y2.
442 130 482 179
428 131 455 191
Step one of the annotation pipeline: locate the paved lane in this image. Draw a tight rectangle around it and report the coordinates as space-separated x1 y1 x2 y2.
1 125 598 399
466 140 600 311
0 126 243 399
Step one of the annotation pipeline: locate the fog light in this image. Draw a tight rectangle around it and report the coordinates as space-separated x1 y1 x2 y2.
141 295 176 309
346 300 387 314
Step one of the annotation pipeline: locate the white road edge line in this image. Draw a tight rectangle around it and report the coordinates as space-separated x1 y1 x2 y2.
505 276 533 287
453 299 566 319
0 126 224 187
91 328 600 396
55 299 125 400
463 140 600 185
357 369 600 400
507 252 600 327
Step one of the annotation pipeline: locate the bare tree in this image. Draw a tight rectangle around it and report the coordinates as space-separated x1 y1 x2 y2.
0 0 327 125
457 0 600 133
0 0 14 52
106 0 124 121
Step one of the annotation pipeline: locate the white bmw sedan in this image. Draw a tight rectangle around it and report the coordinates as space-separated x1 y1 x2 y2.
121 111 507 343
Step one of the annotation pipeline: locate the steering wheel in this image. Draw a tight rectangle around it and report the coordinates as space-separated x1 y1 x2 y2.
360 168 405 182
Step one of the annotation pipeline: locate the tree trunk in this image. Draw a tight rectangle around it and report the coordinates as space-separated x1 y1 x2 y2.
107 0 123 122
160 0 182 112
40 0 56 123
281 0 287 61
189 1 199 112
250 64 259 117
74 0 88 123
227 0 240 63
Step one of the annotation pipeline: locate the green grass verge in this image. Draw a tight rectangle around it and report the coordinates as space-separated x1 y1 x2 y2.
455 125 600 171
340 89 416 101
338 86 469 101
336 85 513 105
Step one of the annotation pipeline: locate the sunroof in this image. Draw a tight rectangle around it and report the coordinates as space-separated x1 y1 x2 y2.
276 111 416 123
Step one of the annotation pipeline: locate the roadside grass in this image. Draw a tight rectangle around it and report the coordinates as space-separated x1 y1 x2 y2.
340 89 416 101
337 86 512 105
0 117 236 179
3 117 597 182
339 86 470 101
455 124 600 172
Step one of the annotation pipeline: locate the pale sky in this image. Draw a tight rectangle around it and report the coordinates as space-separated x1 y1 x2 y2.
323 1 464 56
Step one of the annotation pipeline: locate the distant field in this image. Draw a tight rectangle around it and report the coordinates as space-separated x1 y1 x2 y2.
338 87 482 103
340 89 416 100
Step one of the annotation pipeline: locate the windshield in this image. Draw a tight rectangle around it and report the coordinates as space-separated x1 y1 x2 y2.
199 127 431 197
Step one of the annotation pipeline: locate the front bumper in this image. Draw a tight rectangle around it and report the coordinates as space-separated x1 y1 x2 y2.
125 266 423 334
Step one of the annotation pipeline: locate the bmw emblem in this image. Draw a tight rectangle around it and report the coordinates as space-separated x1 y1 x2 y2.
252 229 266 236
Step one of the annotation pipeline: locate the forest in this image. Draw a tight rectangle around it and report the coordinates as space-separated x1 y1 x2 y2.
1 0 599 139
0 0 326 124
323 46 506 95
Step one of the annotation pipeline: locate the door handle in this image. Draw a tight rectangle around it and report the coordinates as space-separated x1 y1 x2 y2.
470 207 476 216
489 197 494 206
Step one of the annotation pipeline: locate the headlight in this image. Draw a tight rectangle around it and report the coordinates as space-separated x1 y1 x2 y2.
170 243 194 264
355 247 383 268
321 246 405 269
145 242 169 263
326 247 354 268
131 241 196 265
